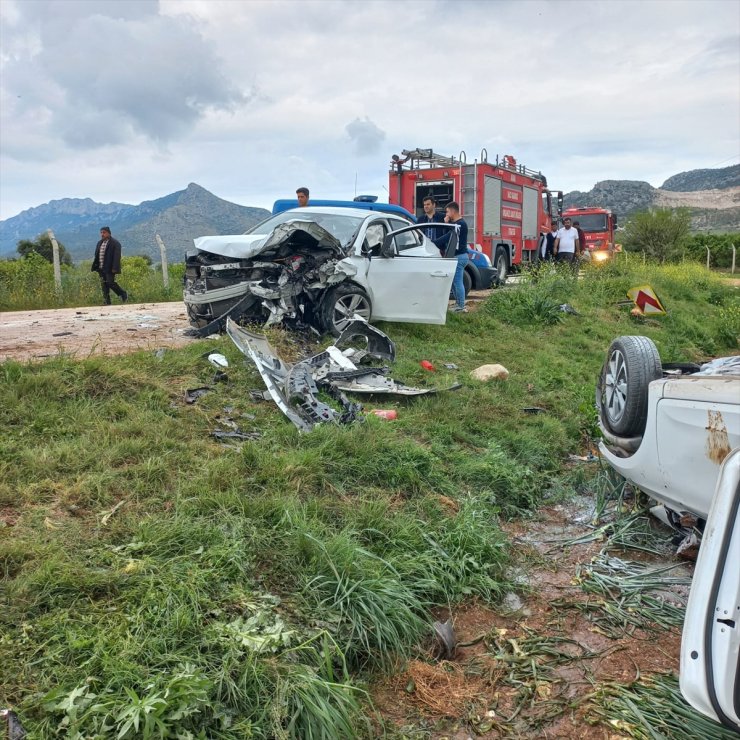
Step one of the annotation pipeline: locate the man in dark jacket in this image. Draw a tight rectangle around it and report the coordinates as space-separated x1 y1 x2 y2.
91 226 128 304
418 196 445 241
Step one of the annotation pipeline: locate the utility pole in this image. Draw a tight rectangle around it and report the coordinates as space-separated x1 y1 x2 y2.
47 229 62 295
155 234 170 289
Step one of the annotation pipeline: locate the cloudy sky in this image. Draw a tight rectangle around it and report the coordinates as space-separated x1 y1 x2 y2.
0 0 738 220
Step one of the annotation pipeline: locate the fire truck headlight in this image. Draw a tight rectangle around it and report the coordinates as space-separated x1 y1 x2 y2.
593 251 610 263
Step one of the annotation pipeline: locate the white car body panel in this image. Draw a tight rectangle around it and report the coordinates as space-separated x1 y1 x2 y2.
680 447 740 731
599 375 740 519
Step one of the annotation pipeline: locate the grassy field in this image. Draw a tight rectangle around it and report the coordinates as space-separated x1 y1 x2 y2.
0 253 185 311
1 258 738 738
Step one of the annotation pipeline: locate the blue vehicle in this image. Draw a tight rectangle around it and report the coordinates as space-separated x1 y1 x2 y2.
272 197 497 293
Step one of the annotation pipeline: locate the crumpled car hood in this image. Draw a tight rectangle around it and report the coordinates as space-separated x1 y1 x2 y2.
193 221 344 260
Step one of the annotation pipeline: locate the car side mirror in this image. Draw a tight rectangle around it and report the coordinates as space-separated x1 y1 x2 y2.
613 214 618 228
380 235 396 258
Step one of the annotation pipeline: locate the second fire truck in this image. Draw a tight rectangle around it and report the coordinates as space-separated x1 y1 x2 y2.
388 147 562 283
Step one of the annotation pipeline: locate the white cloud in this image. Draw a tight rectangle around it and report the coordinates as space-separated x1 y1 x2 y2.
1 0 738 219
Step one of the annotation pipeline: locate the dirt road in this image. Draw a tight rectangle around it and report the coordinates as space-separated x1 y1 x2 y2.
0 302 195 362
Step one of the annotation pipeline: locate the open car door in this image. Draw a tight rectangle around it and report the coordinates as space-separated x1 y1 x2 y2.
365 223 456 324
680 447 740 732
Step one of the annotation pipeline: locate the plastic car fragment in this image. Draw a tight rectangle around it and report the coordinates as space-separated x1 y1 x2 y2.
226 317 459 431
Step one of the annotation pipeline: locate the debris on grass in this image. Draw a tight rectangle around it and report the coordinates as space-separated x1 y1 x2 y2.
587 673 737 740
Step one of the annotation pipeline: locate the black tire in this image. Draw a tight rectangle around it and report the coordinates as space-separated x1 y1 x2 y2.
320 283 372 336
463 269 473 296
494 247 508 286
599 336 662 436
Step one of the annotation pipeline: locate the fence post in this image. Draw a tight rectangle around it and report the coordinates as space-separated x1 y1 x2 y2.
47 228 62 295
155 234 169 290
706 246 711 270
732 244 736 275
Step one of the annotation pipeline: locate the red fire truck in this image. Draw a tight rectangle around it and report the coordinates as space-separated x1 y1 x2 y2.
388 148 562 283
561 206 619 263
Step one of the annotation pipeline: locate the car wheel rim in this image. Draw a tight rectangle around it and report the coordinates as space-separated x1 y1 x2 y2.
333 294 370 332
605 348 628 423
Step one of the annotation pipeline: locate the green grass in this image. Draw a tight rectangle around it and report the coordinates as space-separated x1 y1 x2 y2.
1 258 737 737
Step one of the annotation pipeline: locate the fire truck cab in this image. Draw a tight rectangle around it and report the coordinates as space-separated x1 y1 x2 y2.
561 206 619 263
389 148 561 283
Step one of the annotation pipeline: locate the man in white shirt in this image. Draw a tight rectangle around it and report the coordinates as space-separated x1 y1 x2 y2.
554 217 580 265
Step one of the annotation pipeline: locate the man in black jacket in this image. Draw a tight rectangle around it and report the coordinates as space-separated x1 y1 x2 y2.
91 226 128 304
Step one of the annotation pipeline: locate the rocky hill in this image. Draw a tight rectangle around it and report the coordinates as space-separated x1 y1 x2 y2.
0 184 269 263
661 164 740 192
563 165 740 232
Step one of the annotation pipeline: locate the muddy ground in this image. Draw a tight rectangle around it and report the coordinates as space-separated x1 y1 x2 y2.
371 491 690 739
0 301 196 362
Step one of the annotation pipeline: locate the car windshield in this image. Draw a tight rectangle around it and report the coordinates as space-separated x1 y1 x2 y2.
245 211 366 247
569 213 608 232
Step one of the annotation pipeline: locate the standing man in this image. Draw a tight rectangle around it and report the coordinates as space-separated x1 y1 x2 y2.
91 226 127 305
573 220 586 258
296 187 310 207
434 201 469 313
544 220 559 261
554 217 579 267
417 196 445 242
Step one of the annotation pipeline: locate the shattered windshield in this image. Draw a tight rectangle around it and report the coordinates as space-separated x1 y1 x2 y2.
245 211 366 248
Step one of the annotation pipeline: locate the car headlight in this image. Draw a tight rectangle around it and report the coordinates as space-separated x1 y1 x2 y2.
480 252 492 267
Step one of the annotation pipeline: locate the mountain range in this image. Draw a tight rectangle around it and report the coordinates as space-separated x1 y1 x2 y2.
0 183 269 263
2 164 738 264
563 164 740 232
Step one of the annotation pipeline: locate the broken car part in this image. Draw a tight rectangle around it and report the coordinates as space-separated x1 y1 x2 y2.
226 318 459 432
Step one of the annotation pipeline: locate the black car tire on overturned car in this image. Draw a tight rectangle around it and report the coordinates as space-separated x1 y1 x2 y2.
598 335 662 436
320 283 373 336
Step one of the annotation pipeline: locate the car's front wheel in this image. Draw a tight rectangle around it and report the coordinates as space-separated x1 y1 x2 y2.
320 283 372 336
599 335 662 436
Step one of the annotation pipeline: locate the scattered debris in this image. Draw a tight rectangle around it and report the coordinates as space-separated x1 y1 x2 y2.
558 303 579 315
420 360 436 371
470 363 509 381
211 430 261 441
567 453 597 462
227 318 460 432
432 619 457 659
675 531 700 560
51 331 73 337
212 370 229 384
1 708 26 740
100 500 125 526
370 409 397 420
153 348 167 360
207 353 229 368
501 592 525 613
185 387 212 404
522 406 546 414
443 363 459 370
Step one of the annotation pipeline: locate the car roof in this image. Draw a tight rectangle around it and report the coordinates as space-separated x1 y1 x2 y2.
272 199 416 220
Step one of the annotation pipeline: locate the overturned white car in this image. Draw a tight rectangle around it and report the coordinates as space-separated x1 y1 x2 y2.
596 336 739 731
183 207 461 336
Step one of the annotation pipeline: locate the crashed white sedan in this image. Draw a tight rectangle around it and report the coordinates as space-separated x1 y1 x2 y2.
183 207 459 336
596 335 739 731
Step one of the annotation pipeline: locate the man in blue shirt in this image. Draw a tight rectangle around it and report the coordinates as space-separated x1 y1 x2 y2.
434 201 469 313
417 196 445 241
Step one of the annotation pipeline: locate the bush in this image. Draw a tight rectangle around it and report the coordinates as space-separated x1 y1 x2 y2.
622 208 691 263
682 232 740 268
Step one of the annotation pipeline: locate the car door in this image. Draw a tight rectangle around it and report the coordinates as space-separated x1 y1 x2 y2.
364 222 456 324
680 446 740 732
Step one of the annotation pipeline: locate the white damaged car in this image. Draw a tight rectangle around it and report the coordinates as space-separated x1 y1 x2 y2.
183 207 461 336
596 335 739 731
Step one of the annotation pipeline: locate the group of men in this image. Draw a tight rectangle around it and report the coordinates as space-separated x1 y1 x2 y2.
538 217 584 264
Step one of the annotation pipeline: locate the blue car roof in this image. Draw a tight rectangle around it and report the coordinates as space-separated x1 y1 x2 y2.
272 199 416 221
